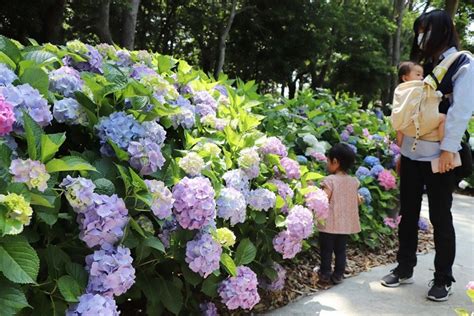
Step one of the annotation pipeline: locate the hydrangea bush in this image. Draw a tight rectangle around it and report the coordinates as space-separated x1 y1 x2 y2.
0 36 403 315
258 88 400 249
0 36 324 315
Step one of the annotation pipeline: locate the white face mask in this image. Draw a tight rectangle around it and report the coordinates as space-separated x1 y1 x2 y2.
417 31 431 49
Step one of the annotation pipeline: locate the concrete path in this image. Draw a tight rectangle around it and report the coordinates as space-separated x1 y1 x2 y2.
268 194 474 316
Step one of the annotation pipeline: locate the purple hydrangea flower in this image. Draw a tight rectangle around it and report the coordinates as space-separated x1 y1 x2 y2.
116 50 132 67
340 130 350 142
418 217 429 231
304 187 329 221
347 143 357 154
170 96 196 129
193 91 217 117
49 66 83 97
218 266 260 310
247 188 276 211
9 159 50 192
286 205 313 239
238 147 260 179
141 120 166 145
172 177 216 230
130 64 156 80
0 64 18 86
53 97 87 125
185 233 222 278
280 157 301 180
158 217 178 248
65 44 103 74
268 179 294 213
180 84 194 95
355 166 371 180
273 230 302 259
128 138 165 175
370 164 385 178
390 143 401 156
78 194 129 248
213 84 228 97
216 187 247 226
346 124 354 134
223 169 250 197
60 176 96 211
200 302 219 316
145 180 174 219
95 111 145 155
259 262 286 291
86 244 136 296
0 96 15 136
384 215 402 229
0 84 52 128
66 294 119 316
259 137 287 157
358 187 372 205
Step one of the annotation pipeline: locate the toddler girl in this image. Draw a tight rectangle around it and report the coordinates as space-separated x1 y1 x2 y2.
317 143 361 284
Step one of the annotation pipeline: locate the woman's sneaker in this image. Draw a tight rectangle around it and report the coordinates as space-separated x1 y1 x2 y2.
381 269 414 287
427 280 453 302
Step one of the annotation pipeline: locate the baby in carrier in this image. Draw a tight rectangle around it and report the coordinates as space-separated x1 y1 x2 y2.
395 61 446 147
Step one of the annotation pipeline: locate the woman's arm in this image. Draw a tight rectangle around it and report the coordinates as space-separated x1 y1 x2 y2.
439 58 474 172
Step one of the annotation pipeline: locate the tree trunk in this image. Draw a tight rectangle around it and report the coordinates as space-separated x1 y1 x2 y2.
288 76 296 99
214 0 238 78
43 0 65 44
445 0 459 19
392 0 405 89
122 0 141 49
96 0 114 44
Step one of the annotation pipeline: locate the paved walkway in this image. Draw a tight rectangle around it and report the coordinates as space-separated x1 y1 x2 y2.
268 194 474 316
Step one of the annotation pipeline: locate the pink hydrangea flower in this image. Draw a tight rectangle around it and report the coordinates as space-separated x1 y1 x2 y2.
466 281 474 290
384 215 402 229
280 157 301 180
286 205 313 239
311 152 327 162
378 169 397 190
0 97 15 136
304 187 329 221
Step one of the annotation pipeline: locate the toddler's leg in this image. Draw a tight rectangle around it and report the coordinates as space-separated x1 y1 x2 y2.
333 234 349 278
438 114 446 140
319 232 335 278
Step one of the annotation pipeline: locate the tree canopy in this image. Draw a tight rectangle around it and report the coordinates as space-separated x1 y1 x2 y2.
0 0 473 102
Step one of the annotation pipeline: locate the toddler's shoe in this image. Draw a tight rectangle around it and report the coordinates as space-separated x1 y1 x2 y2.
331 274 344 285
318 272 331 285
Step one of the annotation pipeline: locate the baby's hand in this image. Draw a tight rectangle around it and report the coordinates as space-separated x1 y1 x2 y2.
358 194 364 205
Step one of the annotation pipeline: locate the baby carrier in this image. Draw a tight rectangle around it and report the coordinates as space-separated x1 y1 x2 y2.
390 50 473 150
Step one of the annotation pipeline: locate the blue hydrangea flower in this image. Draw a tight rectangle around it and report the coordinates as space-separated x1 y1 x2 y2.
364 155 380 167
116 50 132 67
53 98 88 125
66 294 119 316
185 233 222 278
95 112 145 155
193 90 217 117
0 64 18 86
355 166 371 180
370 164 385 178
217 187 247 226
358 187 372 205
49 66 83 97
247 188 276 211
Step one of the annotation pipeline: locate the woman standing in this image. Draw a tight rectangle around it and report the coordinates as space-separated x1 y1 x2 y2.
381 10 474 302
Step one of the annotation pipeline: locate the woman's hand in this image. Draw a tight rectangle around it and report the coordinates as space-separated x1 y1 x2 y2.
438 150 455 173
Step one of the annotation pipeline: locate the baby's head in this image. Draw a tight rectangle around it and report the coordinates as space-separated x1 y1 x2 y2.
398 61 424 83
326 143 356 174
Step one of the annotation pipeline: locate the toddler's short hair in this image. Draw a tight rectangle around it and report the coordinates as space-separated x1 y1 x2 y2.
327 143 356 172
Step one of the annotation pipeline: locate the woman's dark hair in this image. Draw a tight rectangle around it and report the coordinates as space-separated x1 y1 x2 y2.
397 61 422 83
410 9 460 63
327 143 356 172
